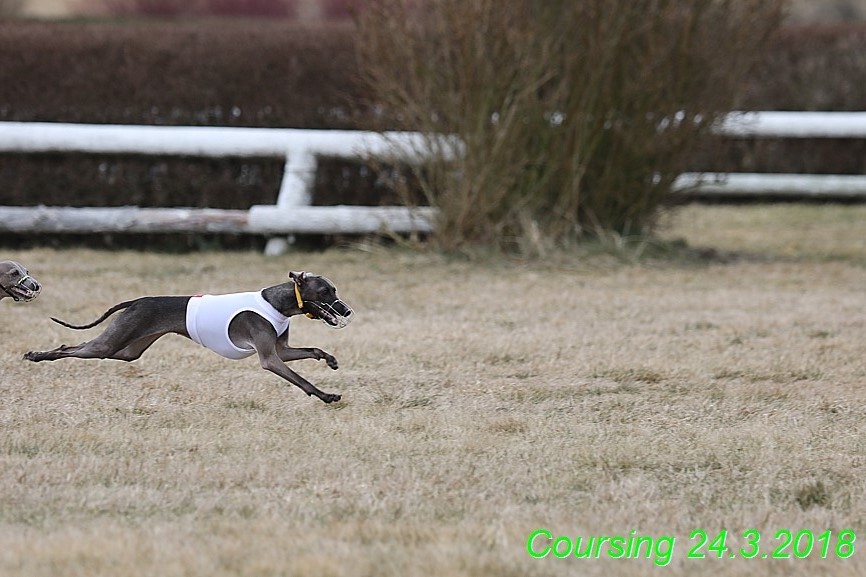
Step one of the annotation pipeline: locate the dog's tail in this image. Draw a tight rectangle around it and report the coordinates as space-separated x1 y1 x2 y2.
50 300 138 330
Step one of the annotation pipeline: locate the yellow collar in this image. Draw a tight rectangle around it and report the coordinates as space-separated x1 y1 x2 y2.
294 283 314 319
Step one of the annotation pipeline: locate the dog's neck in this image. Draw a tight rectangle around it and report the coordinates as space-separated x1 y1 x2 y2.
261 282 305 317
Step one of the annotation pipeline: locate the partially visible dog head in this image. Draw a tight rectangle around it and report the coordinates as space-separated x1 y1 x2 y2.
290 271 353 329
0 260 41 303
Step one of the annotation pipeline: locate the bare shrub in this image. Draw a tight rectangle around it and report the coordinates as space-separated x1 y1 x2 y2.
357 0 786 253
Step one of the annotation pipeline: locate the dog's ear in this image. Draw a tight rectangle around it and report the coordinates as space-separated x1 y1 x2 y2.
289 271 307 285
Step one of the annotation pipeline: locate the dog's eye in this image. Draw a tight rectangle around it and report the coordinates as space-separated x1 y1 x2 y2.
9 270 19 277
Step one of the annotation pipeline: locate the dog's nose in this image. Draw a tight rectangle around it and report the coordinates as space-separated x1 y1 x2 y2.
333 300 353 318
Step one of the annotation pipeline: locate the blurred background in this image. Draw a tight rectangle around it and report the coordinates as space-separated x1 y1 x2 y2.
785 0 866 22
6 0 866 22
8 0 341 19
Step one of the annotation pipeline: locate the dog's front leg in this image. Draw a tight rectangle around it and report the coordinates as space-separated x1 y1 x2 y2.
276 343 338 370
233 314 342 404
258 349 341 404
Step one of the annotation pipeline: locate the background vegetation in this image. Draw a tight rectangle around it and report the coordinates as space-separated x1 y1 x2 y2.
1 0 866 255
356 0 786 252
2 8 866 252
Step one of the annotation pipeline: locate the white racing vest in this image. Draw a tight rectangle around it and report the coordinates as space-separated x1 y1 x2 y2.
185 290 290 360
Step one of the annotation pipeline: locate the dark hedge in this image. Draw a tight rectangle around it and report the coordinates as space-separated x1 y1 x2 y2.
0 153 283 207
693 24 866 180
740 24 866 111
0 19 365 127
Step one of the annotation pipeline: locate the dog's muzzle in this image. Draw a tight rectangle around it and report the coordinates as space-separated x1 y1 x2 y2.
308 299 354 329
2 274 41 302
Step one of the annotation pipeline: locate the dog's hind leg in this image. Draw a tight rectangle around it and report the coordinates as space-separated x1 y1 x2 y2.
24 343 88 362
107 334 166 361
25 296 189 363
26 328 169 362
25 332 138 361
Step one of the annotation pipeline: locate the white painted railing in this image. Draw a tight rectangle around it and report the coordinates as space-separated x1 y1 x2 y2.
674 111 866 199
0 112 864 250
714 111 866 138
0 205 438 234
673 173 866 199
0 121 456 253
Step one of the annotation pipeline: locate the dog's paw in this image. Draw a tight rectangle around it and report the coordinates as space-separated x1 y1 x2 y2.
324 354 339 370
314 349 339 370
322 393 342 404
23 351 42 362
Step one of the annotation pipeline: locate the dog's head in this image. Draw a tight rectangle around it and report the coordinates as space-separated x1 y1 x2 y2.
289 271 353 329
0 260 41 303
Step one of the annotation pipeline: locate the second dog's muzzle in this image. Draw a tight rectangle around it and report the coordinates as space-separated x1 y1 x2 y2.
2 274 41 302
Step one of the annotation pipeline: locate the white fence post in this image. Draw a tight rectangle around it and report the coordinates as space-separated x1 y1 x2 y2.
265 150 318 256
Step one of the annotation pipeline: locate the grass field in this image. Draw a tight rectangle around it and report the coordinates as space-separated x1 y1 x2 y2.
1 203 865 576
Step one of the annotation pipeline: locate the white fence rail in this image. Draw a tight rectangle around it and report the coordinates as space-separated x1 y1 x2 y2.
673 173 866 199
0 121 454 253
0 205 438 235
675 111 866 200
714 111 866 138
0 112 864 249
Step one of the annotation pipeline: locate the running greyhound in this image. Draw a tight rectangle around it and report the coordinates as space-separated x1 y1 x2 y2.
0 260 41 302
25 271 353 404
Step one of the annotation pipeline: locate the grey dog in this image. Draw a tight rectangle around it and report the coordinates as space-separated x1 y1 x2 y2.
25 271 353 404
0 260 42 303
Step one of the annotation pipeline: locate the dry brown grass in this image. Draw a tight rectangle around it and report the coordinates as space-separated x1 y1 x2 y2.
2 203 866 576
